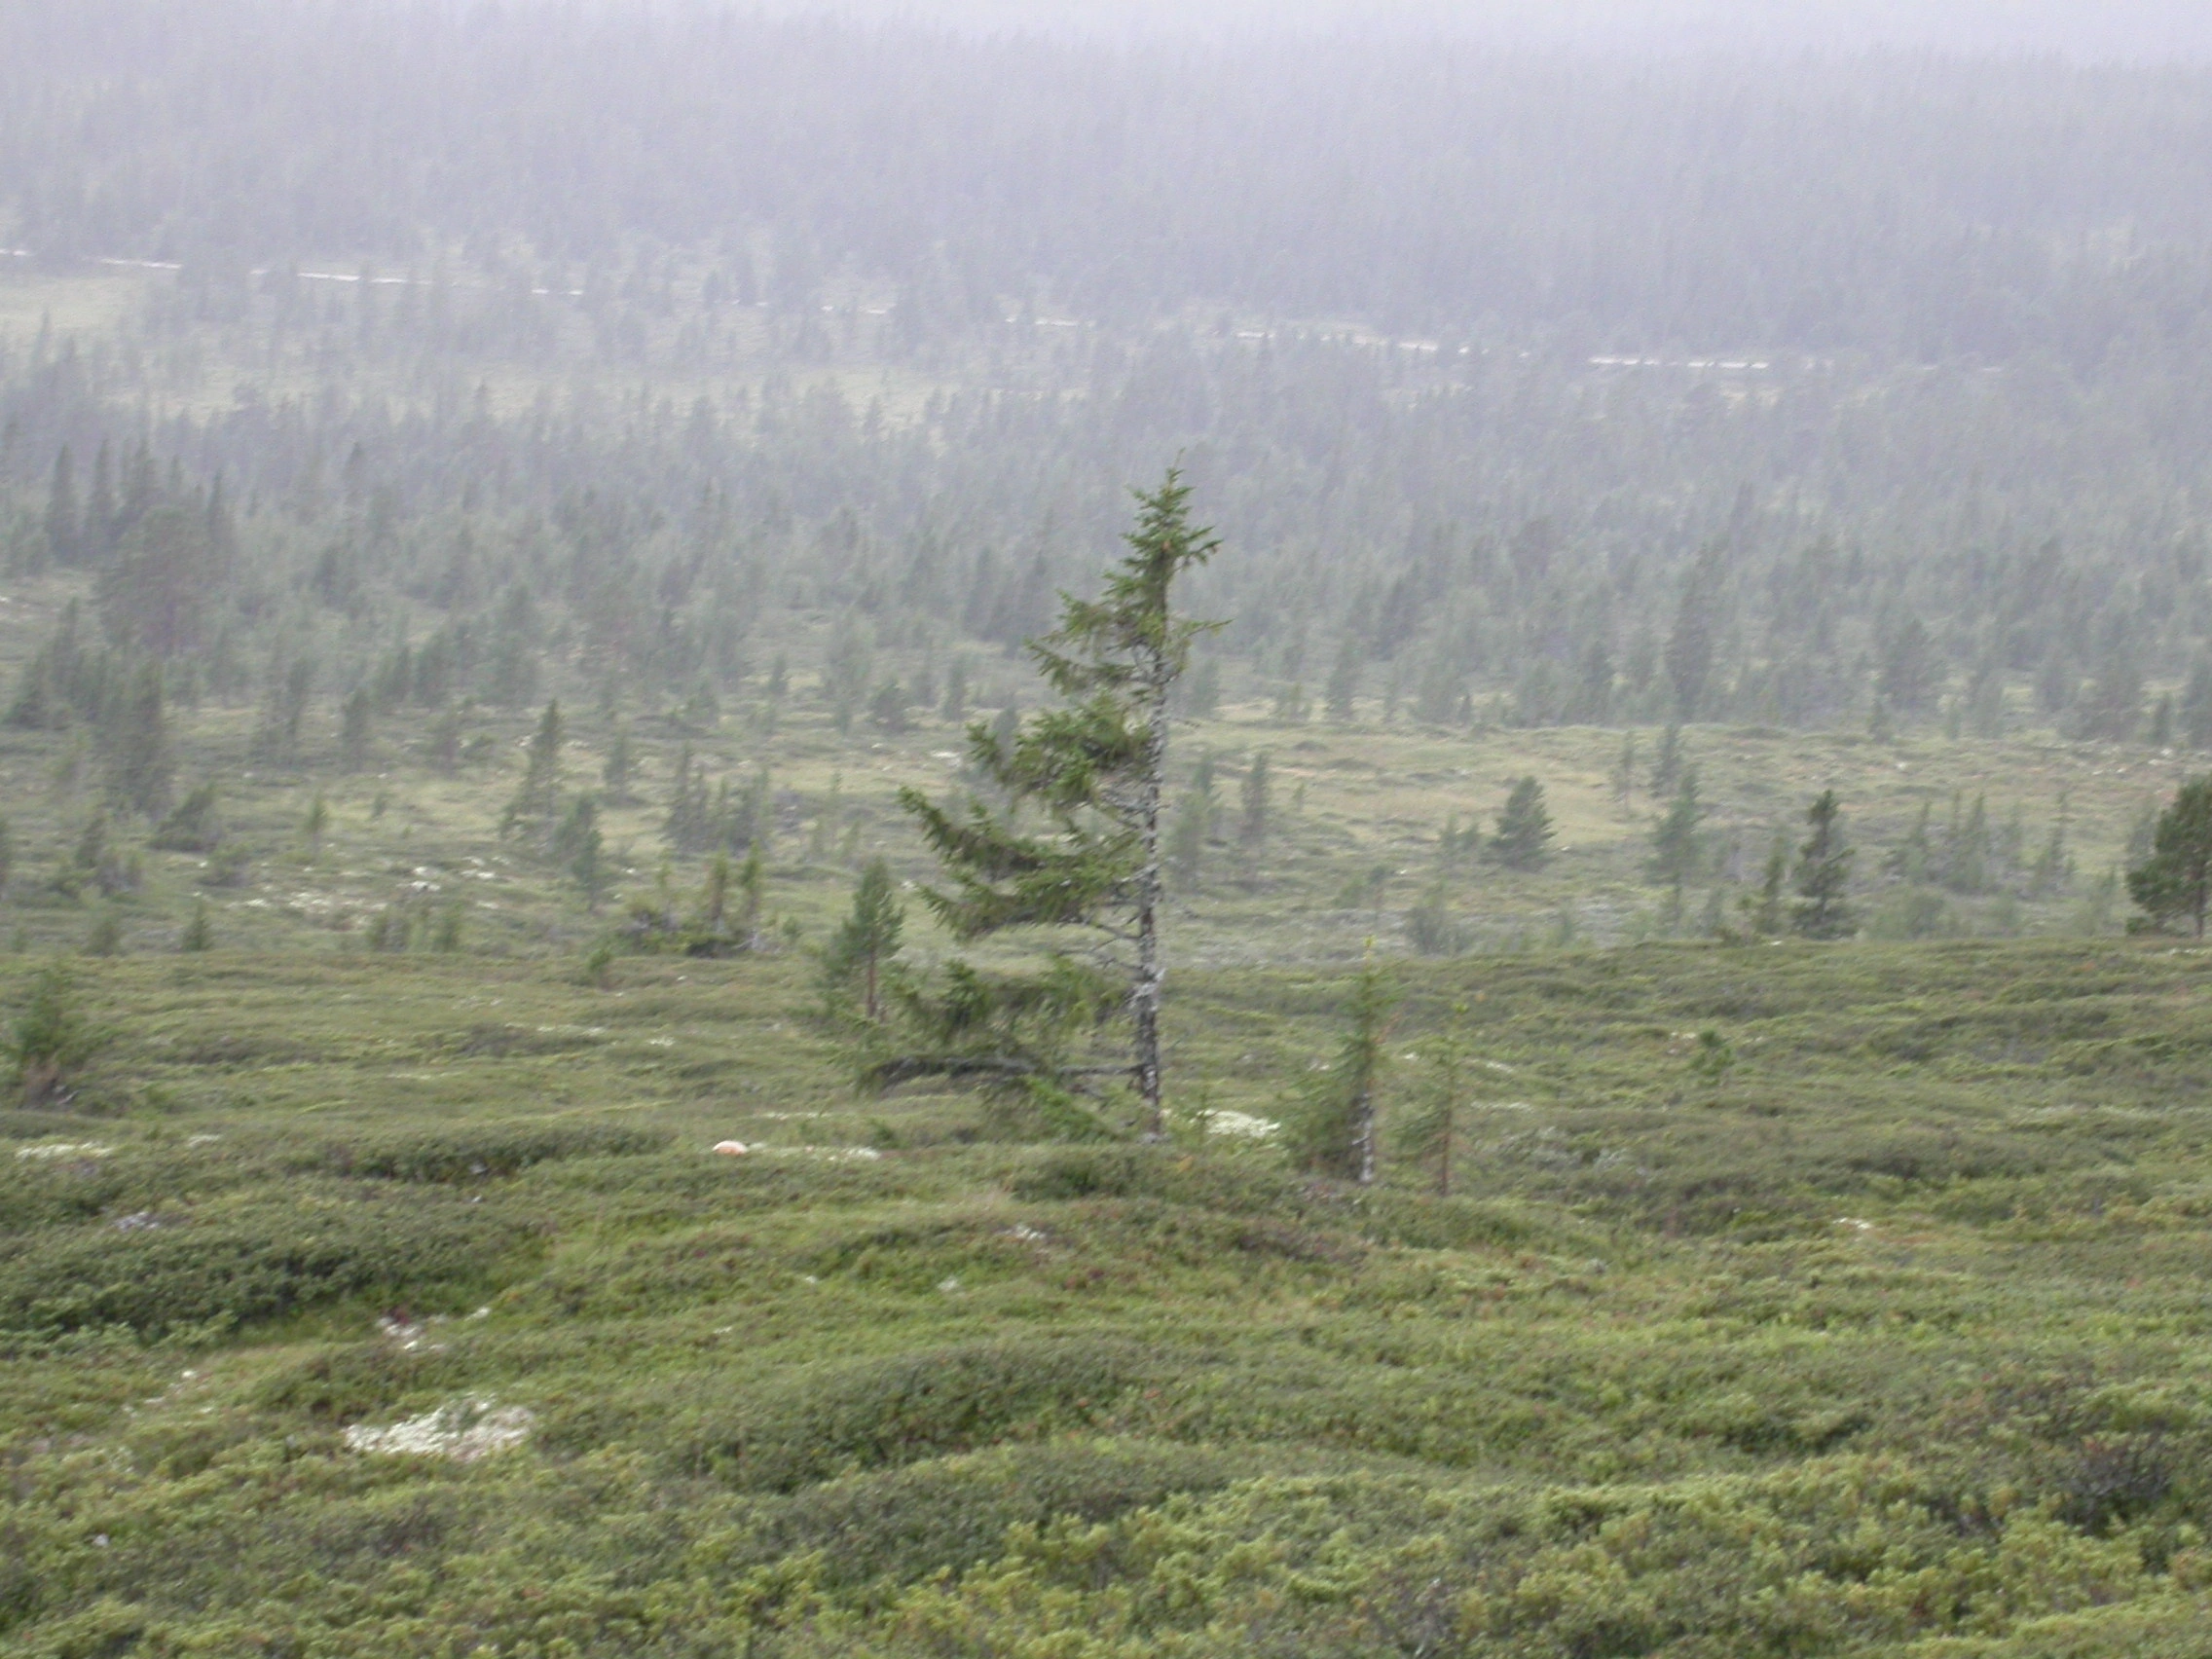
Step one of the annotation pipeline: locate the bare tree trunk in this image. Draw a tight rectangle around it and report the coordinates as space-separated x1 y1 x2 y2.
1134 654 1169 1138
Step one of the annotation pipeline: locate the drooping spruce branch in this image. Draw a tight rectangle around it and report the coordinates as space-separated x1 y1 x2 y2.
883 469 1221 1135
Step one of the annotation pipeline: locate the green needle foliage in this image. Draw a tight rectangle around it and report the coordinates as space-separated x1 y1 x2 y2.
826 858 904 1021
1286 951 1397 1183
1395 1002 1469 1195
2127 776 2212 936
501 699 563 843
1645 766 1706 890
6 960 105 1106
890 469 1221 1135
1491 774 1554 870
1793 790 1857 939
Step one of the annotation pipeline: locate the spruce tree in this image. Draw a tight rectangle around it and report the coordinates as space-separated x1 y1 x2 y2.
1747 830 1789 937
1491 776 1554 870
44 446 79 568
1287 952 1395 1183
1645 768 1705 891
102 660 172 816
1610 731 1638 812
7 962 103 1107
339 686 373 773
2182 659 2212 750
1648 722 1683 798
1394 1007 1468 1197
553 795 605 910
1791 790 1856 939
826 858 904 1021
1239 750 1272 849
1324 638 1362 723
1165 752 1216 890
602 722 634 802
2126 777 2212 937
502 699 563 842
890 469 1221 1135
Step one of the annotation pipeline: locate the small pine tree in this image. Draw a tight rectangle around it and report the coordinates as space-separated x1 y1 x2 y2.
1886 802 1933 885
1645 768 1705 892
502 699 563 842
1184 657 1221 719
1287 952 1396 1184
826 858 904 1021
426 704 463 773
179 902 213 953
1747 830 1788 937
339 686 373 772
735 843 766 948
302 791 330 855
1394 1006 1469 1197
7 961 105 1106
84 907 124 958
2181 659 2212 750
1610 731 1639 812
1491 776 1554 870
1648 723 1683 798
103 660 173 815
1239 750 1272 849
554 795 606 910
1165 770 1215 891
1324 639 1362 723
151 783 221 853
2126 776 2212 937
1791 790 1856 939
602 722 635 802
868 679 911 732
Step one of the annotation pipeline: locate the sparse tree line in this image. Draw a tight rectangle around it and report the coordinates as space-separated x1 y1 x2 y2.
803 473 2212 1175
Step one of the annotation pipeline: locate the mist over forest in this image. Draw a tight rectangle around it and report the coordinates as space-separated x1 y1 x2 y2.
6 1 2212 751
19 11 2212 1655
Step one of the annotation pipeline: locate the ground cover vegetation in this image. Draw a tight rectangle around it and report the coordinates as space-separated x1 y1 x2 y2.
3 4 2212 1652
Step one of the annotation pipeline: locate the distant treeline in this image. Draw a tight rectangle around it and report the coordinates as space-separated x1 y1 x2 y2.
2 3 2211 740
10 3 2212 356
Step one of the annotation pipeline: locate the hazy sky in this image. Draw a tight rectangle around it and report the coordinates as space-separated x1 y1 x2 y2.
753 1 2212 58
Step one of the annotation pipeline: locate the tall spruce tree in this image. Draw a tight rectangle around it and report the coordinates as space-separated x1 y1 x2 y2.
890 469 1221 1135
2127 777 2212 937
1792 790 1856 939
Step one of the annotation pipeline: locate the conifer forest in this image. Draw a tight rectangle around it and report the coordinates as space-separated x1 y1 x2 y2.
12 4 2212 1654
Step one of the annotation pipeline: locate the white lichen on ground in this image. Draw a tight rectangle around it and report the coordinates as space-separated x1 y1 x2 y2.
15 1142 114 1161
343 1398 534 1462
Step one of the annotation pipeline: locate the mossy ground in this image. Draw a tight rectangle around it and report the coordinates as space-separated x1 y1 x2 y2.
6 940 2212 1654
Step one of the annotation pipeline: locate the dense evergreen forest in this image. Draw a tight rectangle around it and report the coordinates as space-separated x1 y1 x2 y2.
4 2 2212 750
